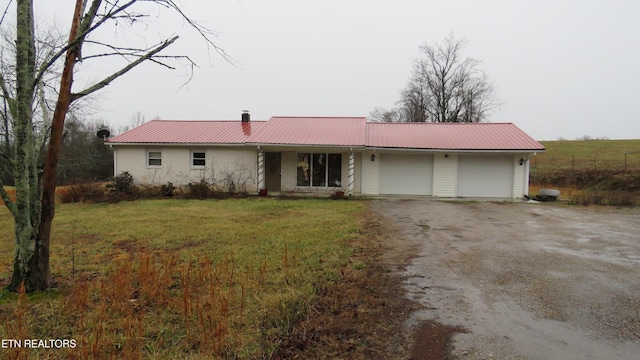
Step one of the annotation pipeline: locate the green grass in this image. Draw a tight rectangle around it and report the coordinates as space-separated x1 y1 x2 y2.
0 198 365 358
532 139 640 170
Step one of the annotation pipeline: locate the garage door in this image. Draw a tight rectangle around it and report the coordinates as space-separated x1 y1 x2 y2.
380 154 433 195
458 155 513 197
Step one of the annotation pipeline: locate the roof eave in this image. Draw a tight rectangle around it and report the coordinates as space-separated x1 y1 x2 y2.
366 147 545 153
251 143 366 150
106 142 249 147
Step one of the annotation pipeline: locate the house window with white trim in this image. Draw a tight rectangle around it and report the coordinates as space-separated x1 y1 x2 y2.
297 153 341 187
191 151 206 167
147 151 162 167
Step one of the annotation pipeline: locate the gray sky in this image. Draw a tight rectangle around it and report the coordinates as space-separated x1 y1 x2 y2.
41 0 640 140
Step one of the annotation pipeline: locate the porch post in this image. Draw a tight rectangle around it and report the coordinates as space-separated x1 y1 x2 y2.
257 149 265 191
348 150 355 197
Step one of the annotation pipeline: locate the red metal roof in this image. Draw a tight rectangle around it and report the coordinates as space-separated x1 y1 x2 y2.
107 117 544 151
366 122 545 150
107 120 265 144
248 116 367 146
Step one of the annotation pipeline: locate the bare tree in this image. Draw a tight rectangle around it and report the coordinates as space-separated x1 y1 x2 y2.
376 35 500 123
1 0 227 292
368 107 404 123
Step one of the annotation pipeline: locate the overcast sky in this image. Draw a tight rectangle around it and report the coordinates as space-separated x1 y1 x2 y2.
37 0 640 140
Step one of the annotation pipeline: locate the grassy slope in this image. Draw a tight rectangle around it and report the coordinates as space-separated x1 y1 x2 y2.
533 139 640 170
0 198 365 358
529 140 640 204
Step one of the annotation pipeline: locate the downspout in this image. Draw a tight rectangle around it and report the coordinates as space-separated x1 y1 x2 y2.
112 145 117 176
524 157 530 197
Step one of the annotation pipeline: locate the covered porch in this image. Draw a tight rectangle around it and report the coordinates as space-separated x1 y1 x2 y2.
256 147 362 197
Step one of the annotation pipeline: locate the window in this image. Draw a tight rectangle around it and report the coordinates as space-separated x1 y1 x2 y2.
192 151 206 167
297 153 341 187
327 154 342 187
147 151 162 166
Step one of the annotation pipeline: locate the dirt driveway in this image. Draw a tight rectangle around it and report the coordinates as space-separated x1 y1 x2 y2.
369 200 640 360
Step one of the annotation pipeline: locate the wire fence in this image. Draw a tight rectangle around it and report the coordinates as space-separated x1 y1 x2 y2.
531 152 640 171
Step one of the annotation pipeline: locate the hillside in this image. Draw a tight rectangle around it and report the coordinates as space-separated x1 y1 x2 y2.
532 139 640 171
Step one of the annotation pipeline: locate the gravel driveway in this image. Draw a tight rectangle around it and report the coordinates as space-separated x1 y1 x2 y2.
369 199 640 360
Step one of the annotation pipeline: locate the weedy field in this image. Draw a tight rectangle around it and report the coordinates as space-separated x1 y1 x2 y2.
0 198 366 358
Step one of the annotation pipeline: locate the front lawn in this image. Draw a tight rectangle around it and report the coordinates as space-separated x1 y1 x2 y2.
0 198 364 358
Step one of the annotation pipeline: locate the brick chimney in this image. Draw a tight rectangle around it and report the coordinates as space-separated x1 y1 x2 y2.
241 110 250 122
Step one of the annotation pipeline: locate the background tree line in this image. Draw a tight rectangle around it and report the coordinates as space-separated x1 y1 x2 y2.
0 115 113 186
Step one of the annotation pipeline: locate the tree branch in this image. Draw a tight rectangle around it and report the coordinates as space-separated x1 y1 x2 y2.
0 0 12 27
32 0 138 91
71 35 178 101
0 72 16 119
157 0 233 64
0 179 17 216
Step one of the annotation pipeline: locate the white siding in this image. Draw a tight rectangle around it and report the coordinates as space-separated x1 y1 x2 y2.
280 151 297 192
432 153 458 197
512 156 526 198
379 154 433 195
458 155 514 198
361 150 380 195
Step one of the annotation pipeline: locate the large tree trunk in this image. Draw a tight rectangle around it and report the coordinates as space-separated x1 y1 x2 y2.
9 0 83 292
7 0 196 292
8 0 39 292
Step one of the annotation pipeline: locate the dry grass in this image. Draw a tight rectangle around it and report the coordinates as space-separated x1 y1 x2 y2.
0 198 366 358
528 183 582 200
1 186 78 206
0 186 15 205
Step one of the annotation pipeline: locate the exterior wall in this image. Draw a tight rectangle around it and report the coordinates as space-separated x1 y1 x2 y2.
513 155 533 198
432 153 458 197
524 158 530 196
113 146 258 192
113 144 531 198
512 155 526 198
280 151 297 192
361 150 380 195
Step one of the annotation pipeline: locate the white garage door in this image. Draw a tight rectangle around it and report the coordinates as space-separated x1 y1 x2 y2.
458 155 513 197
380 154 433 195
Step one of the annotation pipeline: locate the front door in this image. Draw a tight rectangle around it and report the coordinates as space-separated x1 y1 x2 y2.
265 152 281 191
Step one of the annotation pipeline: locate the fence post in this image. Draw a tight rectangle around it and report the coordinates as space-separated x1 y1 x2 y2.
594 155 597 170
572 154 574 169
624 152 627 171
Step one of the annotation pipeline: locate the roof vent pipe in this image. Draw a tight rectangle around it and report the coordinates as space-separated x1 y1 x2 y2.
242 110 250 122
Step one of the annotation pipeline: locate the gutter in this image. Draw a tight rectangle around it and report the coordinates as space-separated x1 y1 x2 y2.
105 142 248 147
365 147 545 154
249 143 367 151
